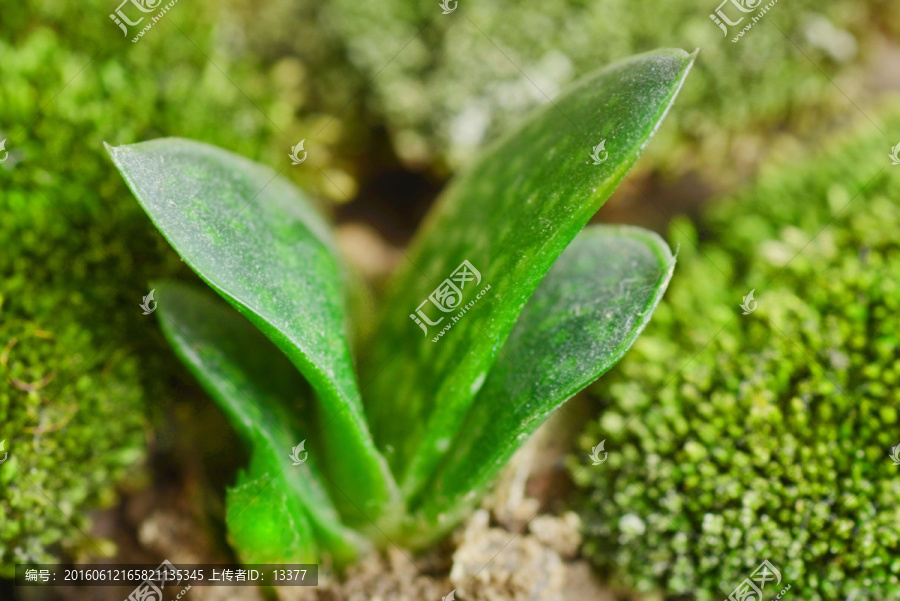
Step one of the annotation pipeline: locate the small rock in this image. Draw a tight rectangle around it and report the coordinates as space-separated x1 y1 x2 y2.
528 512 582 559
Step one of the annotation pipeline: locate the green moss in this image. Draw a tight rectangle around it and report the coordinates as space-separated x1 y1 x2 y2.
573 109 900 600
0 302 145 571
0 2 327 572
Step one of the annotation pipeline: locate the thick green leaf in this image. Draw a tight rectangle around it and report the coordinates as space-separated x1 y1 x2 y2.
362 49 696 498
226 462 318 564
106 139 399 524
154 281 367 565
403 225 675 546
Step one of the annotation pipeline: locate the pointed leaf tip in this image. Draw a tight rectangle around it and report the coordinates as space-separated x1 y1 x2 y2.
363 49 694 499
407 225 675 543
109 138 399 525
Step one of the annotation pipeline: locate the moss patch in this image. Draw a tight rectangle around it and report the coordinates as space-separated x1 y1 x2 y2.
574 110 900 599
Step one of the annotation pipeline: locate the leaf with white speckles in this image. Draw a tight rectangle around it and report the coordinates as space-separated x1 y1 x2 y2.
106 139 400 527
404 225 675 546
362 49 696 499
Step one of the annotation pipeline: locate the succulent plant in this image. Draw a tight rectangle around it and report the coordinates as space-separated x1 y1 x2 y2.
107 49 694 564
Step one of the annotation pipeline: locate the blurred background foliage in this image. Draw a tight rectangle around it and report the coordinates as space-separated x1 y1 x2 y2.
229 0 900 181
1 0 899 595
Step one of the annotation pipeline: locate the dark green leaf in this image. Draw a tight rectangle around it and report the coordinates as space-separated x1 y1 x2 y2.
404 225 675 546
154 281 367 565
362 49 696 498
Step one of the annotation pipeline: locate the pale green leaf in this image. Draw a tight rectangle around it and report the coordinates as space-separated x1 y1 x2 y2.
107 138 399 523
